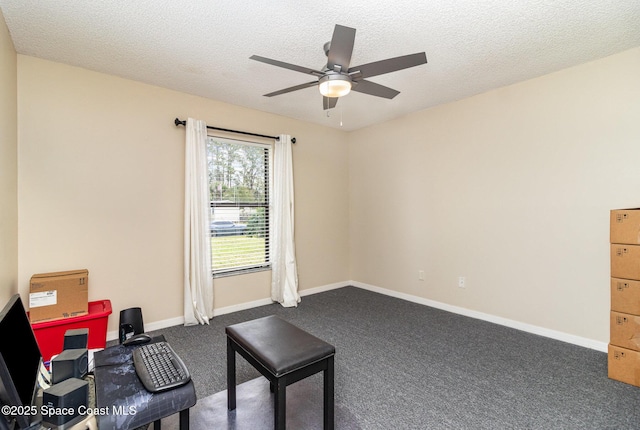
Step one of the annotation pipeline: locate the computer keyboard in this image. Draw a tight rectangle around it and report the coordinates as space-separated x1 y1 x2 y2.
132 341 191 393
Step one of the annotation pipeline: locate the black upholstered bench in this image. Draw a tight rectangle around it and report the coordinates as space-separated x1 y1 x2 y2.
226 315 336 430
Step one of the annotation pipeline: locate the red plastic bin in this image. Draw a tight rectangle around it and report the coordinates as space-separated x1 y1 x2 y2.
30 299 112 364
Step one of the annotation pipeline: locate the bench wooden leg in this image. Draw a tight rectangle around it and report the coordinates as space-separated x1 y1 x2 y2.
274 377 286 430
324 356 335 430
227 337 236 410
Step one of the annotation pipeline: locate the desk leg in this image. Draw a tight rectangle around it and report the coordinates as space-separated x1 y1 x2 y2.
324 356 335 430
153 419 161 429
274 378 286 430
179 408 190 429
227 337 236 410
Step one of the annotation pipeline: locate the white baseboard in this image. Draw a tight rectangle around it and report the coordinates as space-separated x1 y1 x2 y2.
208 282 348 317
104 287 323 340
212 297 274 317
299 281 350 297
109 280 607 353
350 281 608 353
106 299 275 341
106 315 186 342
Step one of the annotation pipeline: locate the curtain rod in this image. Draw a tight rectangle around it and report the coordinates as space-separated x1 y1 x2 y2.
174 118 296 144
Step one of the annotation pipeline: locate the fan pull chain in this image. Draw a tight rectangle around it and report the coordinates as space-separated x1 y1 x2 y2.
325 106 343 127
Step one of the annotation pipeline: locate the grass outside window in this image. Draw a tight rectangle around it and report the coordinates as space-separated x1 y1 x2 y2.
211 236 268 273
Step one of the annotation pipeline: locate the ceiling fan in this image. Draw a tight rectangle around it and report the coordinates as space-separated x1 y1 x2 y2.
250 24 428 110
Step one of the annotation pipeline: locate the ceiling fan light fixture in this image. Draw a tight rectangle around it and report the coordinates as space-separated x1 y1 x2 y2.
318 74 352 98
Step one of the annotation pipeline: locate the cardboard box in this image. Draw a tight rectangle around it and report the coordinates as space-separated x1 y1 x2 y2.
611 277 640 315
610 311 640 351
611 209 640 245
608 343 640 387
610 244 640 280
29 270 89 323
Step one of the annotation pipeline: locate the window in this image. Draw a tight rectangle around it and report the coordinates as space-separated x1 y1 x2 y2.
207 136 271 277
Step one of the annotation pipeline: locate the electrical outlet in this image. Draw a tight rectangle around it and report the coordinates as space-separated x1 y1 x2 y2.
418 270 425 281
458 276 466 288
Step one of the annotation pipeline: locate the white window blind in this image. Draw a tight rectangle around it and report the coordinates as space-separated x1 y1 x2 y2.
207 136 271 276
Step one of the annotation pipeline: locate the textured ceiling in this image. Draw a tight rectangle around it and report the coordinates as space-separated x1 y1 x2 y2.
1 1 639 131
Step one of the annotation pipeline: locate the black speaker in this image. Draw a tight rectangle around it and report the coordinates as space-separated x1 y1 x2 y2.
42 378 88 427
51 348 88 384
64 328 89 350
119 307 144 343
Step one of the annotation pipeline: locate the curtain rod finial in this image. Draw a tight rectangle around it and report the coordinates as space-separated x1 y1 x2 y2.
175 118 185 127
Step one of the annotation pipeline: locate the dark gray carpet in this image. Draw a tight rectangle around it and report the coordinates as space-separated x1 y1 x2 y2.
161 376 361 429
145 286 640 429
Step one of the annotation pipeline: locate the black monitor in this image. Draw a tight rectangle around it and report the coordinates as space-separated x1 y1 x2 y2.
0 294 42 429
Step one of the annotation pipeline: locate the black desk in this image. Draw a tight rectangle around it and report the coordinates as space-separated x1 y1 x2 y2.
93 337 196 430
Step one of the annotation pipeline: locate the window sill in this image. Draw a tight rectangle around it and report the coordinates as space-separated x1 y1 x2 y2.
212 265 271 279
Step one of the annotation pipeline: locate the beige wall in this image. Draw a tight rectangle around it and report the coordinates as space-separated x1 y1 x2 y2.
349 47 640 344
13 40 640 346
17 56 349 332
0 9 17 305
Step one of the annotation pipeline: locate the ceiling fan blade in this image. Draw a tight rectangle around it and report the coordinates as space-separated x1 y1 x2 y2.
250 55 324 77
323 96 338 110
264 81 318 97
349 52 427 79
351 80 400 99
326 25 356 72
